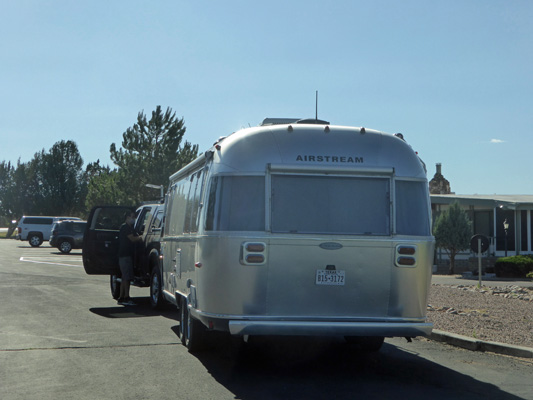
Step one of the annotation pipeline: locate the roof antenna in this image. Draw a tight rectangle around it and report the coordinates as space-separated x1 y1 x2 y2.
315 90 318 122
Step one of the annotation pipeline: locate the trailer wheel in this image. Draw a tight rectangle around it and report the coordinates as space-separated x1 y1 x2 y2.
179 297 206 352
149 268 164 309
178 298 187 343
110 275 121 300
344 336 385 352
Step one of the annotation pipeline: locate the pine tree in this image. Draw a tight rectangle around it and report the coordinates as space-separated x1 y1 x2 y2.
108 106 198 204
433 202 472 275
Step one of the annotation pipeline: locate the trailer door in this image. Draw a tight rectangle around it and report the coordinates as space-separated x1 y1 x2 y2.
82 206 135 275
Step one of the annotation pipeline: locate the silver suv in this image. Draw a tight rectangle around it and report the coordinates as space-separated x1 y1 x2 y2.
16 216 81 247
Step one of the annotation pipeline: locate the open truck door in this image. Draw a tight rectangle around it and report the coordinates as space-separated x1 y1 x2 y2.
82 206 135 275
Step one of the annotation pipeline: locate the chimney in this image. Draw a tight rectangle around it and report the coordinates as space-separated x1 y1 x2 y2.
429 163 451 194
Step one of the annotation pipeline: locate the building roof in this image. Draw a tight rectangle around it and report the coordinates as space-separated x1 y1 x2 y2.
431 194 533 209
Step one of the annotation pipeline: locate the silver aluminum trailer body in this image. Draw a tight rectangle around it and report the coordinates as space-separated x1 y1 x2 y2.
160 121 435 347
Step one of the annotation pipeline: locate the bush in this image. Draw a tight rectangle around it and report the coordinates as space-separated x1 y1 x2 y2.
495 255 533 278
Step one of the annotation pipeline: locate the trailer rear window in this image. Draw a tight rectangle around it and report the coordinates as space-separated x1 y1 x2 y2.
206 176 265 231
395 180 431 236
271 175 390 235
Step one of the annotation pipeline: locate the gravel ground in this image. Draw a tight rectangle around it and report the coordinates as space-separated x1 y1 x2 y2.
427 283 533 348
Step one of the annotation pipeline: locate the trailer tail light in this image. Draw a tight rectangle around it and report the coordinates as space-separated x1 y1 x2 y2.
246 243 265 252
241 242 267 265
246 254 265 263
395 245 417 267
397 257 416 266
398 246 416 255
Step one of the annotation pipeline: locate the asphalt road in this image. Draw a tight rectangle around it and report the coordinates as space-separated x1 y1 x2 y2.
1 239 532 400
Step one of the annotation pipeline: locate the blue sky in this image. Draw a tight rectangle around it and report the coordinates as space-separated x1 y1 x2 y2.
1 1 532 194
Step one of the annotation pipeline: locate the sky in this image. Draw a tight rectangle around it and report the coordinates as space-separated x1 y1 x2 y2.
1 0 532 195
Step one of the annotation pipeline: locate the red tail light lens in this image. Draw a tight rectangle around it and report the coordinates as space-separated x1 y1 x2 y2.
397 257 416 266
398 246 416 255
246 243 265 252
246 255 265 263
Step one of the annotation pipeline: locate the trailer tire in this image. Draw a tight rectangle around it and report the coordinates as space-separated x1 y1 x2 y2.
179 297 206 352
344 336 385 352
110 275 121 300
149 267 164 309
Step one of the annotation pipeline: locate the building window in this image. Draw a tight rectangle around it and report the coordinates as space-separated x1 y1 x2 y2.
530 212 533 252
521 210 528 252
495 209 514 252
473 211 493 239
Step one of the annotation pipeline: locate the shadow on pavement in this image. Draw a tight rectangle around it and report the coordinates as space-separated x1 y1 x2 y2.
50 251 83 256
186 335 525 400
89 297 177 320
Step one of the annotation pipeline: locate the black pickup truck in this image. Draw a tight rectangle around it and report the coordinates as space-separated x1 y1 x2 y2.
82 203 166 308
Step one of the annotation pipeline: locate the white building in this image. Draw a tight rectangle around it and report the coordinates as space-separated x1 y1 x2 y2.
431 194 533 260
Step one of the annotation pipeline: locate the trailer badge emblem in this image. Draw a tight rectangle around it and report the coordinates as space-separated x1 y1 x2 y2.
319 242 343 250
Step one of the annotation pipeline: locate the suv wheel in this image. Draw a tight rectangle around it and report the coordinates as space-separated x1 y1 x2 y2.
29 234 43 247
58 240 73 254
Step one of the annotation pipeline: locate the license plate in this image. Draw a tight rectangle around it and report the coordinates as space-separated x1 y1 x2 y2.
316 269 345 285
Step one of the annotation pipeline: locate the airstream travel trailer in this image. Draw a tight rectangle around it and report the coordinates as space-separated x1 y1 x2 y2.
158 118 435 352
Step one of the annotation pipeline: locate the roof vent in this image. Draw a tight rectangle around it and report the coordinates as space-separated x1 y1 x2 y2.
295 118 330 125
261 118 301 126
260 117 330 126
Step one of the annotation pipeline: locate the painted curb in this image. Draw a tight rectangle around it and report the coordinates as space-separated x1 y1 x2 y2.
429 329 533 359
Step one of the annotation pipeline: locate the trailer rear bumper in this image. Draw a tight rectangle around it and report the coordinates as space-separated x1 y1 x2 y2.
227 320 433 337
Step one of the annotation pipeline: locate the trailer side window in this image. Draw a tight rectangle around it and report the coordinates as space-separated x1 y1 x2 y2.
183 174 197 233
206 176 265 231
166 179 191 236
184 170 205 233
271 175 390 235
395 180 431 236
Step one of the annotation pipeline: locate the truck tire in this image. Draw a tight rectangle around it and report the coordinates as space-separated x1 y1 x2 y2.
149 267 164 309
110 275 121 299
28 234 43 247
